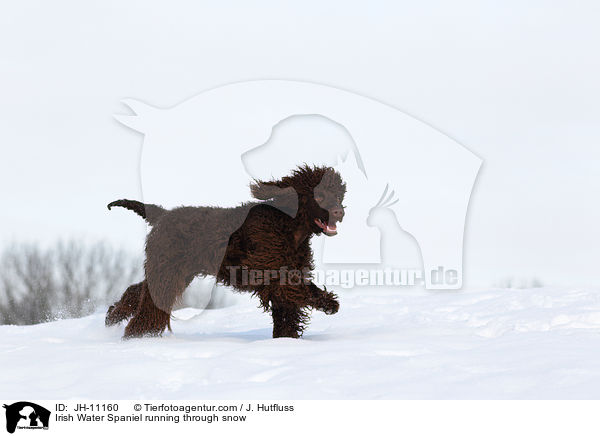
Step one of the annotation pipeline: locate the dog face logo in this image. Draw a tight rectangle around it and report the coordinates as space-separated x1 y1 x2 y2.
3 402 50 433
115 80 481 289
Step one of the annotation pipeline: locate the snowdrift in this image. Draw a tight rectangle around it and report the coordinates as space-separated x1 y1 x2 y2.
2 287 600 399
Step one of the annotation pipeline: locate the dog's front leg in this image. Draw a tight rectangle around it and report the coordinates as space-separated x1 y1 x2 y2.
271 304 305 338
307 282 339 315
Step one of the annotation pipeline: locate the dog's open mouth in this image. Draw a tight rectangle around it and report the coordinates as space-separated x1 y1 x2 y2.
315 218 337 236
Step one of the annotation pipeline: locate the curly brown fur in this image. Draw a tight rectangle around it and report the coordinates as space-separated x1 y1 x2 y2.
105 281 143 326
106 165 346 339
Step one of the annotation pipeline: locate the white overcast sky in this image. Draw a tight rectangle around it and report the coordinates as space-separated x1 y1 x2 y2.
1 1 599 287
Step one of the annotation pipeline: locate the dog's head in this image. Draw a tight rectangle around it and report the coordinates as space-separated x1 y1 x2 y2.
250 165 346 236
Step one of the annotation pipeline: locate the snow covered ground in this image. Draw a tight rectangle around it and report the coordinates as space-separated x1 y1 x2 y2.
2 286 600 400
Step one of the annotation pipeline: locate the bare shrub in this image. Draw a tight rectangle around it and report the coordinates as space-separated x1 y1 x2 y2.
0 241 141 325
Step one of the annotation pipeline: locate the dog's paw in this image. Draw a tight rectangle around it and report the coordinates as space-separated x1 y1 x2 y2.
105 305 118 326
321 293 339 315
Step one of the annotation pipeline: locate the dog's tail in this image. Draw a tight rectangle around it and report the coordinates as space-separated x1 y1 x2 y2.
107 199 166 225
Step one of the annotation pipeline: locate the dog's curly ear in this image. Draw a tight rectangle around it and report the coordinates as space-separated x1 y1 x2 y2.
250 181 298 217
250 181 295 200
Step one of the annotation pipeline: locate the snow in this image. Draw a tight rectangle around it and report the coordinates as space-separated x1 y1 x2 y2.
2 287 600 399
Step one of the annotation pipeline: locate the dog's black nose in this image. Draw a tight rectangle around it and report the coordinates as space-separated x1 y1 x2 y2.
331 207 344 221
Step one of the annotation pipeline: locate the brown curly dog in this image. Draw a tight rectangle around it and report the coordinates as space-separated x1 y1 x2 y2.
105 165 346 339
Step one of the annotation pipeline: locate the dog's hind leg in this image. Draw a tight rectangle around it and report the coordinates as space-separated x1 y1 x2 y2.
123 280 173 339
105 281 143 326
